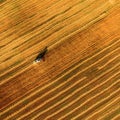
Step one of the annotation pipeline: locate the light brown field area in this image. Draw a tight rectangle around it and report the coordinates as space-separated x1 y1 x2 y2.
0 0 120 120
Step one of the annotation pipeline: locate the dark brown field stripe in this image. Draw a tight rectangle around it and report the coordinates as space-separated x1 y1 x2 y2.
0 10 117 68
0 0 65 46
0 0 82 45
0 38 118 105
0 0 6 4
10 0 95 51
6 63 120 119
0 0 60 33
28 66 120 119
0 0 96 53
104 108 120 120
0 55 34 80
87 99 120 120
70 78 120 120
1 60 120 118
14 0 99 39
0 0 31 30
0 0 63 31
47 79 120 120
52 39 120 80
72 96 120 120
0 0 65 22
0 0 60 19
0 0 28 12
0 7 119 79
0 34 119 77
11 0 107 52
0 3 119 120
73 90 120 120
13 58 118 118
113 116 120 120
0 0 27 11
0 0 40 17
13 12 111 56
0 46 37 73
0 24 117 77
0 39 119 110
0 39 119 115
48 88 120 120
0 13 36 46
0 10 114 78
48 10 120 48
1 0 64 40
1 49 119 113
0 37 119 84
0 0 94 65
0 0 111 60
93 104 120 120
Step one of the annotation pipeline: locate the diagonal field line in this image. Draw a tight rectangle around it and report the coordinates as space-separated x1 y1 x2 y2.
0 39 119 117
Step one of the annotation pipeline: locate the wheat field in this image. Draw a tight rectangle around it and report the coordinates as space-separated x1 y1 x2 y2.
0 0 120 120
